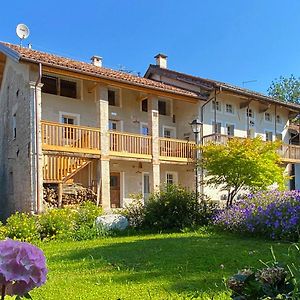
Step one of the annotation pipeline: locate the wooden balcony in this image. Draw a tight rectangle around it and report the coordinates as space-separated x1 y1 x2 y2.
41 121 100 155
109 131 152 159
41 121 194 162
202 134 300 163
159 138 195 162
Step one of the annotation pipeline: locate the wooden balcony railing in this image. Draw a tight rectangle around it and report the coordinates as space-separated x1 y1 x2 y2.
159 138 195 161
41 121 100 154
109 131 152 158
202 133 300 162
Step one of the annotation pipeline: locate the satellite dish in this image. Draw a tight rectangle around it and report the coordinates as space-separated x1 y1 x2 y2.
16 24 30 45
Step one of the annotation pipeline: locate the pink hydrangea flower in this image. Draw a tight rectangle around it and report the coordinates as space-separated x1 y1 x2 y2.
0 239 47 297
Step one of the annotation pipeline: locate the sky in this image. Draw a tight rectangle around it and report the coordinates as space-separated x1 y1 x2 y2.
1 0 300 94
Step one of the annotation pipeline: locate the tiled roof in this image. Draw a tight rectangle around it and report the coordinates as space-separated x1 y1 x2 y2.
145 65 300 111
0 42 202 99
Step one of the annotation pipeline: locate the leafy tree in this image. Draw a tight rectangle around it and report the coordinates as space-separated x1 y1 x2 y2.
200 137 286 207
268 74 300 104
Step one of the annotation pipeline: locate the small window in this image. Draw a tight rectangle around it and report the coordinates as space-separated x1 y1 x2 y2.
265 112 272 122
62 115 76 140
276 115 282 124
158 100 167 115
60 79 77 99
41 76 58 95
225 104 234 114
212 101 221 111
212 121 221 134
166 172 176 185
266 131 273 141
246 108 254 118
12 113 17 139
226 124 234 137
108 90 116 106
109 120 118 131
141 98 148 112
276 133 282 141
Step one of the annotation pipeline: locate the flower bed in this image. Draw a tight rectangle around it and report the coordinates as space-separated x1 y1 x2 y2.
213 190 300 241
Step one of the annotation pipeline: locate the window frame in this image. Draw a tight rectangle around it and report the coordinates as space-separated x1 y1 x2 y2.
265 112 272 122
225 103 234 114
265 130 273 142
165 172 178 185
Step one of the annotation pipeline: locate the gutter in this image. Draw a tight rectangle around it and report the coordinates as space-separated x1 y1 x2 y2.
34 63 42 213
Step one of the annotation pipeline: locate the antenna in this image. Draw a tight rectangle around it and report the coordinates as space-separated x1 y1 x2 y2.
242 80 257 87
16 24 30 47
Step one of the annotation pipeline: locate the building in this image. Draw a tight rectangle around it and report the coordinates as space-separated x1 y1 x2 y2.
0 43 299 218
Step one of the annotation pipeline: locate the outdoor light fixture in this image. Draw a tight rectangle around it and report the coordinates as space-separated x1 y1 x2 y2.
190 119 202 199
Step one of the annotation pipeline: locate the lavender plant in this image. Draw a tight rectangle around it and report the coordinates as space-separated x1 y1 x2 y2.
213 190 300 241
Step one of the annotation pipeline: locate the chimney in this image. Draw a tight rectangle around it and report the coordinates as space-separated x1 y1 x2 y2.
155 53 167 69
91 55 103 67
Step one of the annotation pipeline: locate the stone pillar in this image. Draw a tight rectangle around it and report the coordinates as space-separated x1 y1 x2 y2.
294 164 300 190
29 82 44 214
97 85 111 209
148 96 160 192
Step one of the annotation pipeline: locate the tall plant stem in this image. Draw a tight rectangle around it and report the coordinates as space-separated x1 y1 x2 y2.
1 284 5 300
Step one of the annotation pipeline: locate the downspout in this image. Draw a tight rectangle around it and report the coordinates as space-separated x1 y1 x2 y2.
34 63 42 213
199 85 220 196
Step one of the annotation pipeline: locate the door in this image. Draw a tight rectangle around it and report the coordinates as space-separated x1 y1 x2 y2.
110 172 120 208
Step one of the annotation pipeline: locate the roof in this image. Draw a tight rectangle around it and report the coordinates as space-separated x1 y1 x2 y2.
0 42 202 100
145 64 300 111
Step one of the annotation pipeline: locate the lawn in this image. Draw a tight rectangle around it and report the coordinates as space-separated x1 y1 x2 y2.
27 229 291 300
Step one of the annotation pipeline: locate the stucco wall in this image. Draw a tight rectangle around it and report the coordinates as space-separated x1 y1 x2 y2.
0 58 33 218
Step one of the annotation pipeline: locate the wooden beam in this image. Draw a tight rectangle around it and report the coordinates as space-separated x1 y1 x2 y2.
240 99 252 109
41 65 199 103
259 104 271 113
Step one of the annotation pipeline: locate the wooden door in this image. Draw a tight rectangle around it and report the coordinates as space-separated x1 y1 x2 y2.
110 172 120 208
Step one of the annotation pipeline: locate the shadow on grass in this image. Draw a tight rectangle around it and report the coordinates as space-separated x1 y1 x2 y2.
46 232 287 295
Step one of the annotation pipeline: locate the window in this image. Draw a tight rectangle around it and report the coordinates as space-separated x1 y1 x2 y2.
158 100 167 115
276 115 282 124
276 133 282 141
166 172 177 185
60 79 77 98
225 104 234 114
246 108 254 118
265 112 272 122
41 76 58 95
140 123 149 135
41 75 77 99
62 116 75 139
108 90 116 106
141 98 148 112
109 120 118 131
265 131 273 141
212 121 221 134
12 113 16 139
163 127 176 138
143 173 150 201
226 124 234 137
212 101 221 111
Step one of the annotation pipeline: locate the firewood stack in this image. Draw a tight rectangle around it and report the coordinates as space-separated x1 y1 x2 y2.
43 183 97 208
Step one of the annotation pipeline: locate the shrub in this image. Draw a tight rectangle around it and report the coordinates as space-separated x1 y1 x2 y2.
213 190 300 241
0 222 6 240
143 184 216 230
5 212 39 242
74 201 103 229
38 208 76 240
227 246 300 299
122 194 145 228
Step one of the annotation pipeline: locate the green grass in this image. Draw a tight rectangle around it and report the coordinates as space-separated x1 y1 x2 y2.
27 229 292 299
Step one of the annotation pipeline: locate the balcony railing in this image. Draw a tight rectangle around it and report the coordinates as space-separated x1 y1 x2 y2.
159 138 195 161
41 121 100 154
109 131 152 158
202 133 300 162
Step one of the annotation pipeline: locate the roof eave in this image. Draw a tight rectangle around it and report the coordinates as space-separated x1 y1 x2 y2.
0 43 21 62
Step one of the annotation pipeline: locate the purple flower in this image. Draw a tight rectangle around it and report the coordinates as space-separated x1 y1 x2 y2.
0 239 47 297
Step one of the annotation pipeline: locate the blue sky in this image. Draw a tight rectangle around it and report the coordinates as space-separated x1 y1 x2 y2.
1 0 300 93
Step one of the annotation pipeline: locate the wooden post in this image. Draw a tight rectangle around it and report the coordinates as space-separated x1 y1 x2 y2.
58 183 63 208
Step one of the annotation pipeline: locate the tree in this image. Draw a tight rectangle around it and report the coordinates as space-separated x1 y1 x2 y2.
268 74 300 104
199 137 286 207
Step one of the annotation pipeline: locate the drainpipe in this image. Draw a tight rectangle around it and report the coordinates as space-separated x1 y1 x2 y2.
34 63 42 213
199 85 220 196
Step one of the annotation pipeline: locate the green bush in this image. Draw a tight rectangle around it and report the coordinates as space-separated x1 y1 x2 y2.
5 212 39 242
0 221 6 240
38 208 76 240
122 194 145 228
143 184 217 230
74 201 103 229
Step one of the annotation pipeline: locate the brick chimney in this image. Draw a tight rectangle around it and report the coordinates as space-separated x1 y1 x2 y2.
91 55 103 67
154 53 167 69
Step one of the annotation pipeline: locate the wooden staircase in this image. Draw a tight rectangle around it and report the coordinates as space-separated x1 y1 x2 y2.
43 154 91 183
